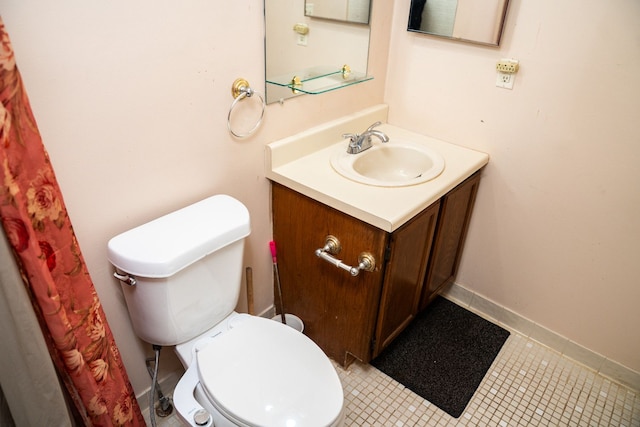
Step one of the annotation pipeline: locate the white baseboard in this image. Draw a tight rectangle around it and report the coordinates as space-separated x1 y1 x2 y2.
441 282 640 391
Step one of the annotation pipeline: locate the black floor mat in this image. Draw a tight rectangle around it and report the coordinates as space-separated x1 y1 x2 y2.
371 296 510 418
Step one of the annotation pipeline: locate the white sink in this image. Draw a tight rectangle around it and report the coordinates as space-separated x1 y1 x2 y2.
330 140 445 187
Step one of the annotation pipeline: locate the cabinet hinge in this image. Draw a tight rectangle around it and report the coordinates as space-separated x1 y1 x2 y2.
384 245 392 263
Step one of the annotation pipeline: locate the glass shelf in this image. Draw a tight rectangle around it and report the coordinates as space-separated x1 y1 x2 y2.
266 66 373 95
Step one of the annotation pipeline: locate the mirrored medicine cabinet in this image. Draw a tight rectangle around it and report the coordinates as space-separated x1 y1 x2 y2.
264 0 373 104
408 0 510 46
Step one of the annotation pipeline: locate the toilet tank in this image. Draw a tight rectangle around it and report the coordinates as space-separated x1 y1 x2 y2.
107 195 250 346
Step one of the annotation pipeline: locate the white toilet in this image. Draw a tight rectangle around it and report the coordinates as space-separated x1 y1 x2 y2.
107 195 345 427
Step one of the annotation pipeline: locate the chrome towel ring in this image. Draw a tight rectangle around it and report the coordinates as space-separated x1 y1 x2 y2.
227 78 265 138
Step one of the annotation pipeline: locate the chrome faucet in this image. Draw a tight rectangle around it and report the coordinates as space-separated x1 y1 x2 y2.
342 121 389 154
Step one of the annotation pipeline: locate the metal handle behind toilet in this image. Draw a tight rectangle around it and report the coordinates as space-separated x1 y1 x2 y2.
113 271 136 286
315 235 376 276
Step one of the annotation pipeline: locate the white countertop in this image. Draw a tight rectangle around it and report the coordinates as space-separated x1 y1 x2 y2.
265 105 489 232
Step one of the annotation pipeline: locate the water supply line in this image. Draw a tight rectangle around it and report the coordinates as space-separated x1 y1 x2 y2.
146 345 173 427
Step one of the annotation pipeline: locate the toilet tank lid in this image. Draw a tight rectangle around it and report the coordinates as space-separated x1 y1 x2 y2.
107 195 250 278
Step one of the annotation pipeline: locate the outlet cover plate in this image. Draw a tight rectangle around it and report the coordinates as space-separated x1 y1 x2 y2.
496 72 515 89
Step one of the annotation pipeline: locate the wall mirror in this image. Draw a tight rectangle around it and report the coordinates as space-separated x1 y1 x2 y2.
265 0 372 104
408 0 510 46
304 0 371 24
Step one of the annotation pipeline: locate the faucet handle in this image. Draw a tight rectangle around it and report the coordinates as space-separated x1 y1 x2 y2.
365 121 382 132
342 133 358 142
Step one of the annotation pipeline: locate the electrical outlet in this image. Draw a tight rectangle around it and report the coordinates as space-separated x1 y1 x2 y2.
496 72 515 89
495 58 518 89
293 23 309 35
293 23 309 46
496 59 519 73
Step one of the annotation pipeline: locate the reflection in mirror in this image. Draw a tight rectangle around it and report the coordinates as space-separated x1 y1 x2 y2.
408 0 509 46
265 0 372 104
305 0 371 24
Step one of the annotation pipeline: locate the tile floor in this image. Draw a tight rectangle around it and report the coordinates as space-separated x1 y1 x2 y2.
146 334 639 426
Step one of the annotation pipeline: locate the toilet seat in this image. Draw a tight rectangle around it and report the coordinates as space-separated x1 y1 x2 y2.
196 316 344 426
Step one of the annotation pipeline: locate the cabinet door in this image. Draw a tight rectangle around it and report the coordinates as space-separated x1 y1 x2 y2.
420 171 481 311
272 184 387 366
373 201 439 358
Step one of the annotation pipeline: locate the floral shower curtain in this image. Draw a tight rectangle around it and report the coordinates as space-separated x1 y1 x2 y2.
0 18 144 426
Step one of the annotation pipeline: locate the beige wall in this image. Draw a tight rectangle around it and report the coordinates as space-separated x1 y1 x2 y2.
386 0 640 373
0 1 390 395
3 0 639 399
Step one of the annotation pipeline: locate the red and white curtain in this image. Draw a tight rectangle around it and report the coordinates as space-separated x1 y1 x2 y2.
0 16 144 426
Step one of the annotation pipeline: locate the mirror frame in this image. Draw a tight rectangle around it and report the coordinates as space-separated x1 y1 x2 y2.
304 0 372 24
407 0 510 47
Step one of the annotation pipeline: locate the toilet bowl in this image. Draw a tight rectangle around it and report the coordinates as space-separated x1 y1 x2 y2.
107 195 344 427
174 313 345 427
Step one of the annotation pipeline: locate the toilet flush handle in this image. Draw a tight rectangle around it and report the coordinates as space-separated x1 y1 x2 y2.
113 271 137 286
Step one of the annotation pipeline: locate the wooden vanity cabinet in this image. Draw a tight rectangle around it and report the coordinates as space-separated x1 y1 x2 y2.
371 202 439 358
271 170 481 367
419 171 481 311
271 183 388 367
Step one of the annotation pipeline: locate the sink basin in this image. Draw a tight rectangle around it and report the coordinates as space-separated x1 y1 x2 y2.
330 140 445 187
